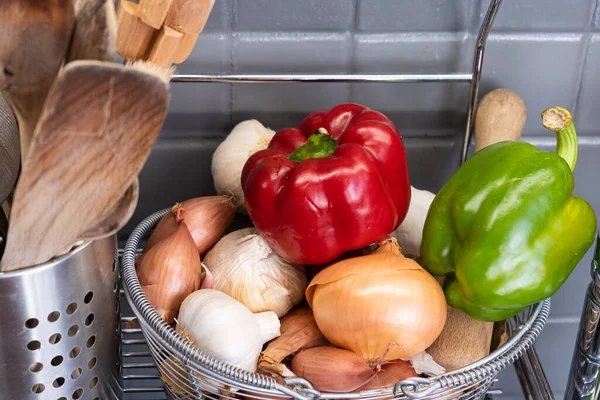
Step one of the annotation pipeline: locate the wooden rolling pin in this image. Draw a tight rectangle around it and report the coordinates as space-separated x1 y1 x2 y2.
116 0 215 67
427 88 527 371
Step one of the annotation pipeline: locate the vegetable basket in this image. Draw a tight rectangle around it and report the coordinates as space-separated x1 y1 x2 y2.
122 209 551 400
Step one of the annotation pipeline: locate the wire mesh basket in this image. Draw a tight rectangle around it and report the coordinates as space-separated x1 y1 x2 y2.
122 208 551 400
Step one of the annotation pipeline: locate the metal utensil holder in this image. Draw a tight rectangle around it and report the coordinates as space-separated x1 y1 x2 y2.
0 236 119 400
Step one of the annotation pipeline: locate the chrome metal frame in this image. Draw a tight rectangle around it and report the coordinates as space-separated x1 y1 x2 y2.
566 235 600 399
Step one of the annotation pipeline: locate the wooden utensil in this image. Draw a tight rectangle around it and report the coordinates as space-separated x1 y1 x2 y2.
0 0 75 164
165 0 216 34
0 92 19 206
474 88 527 152
117 1 157 61
67 0 117 62
0 60 171 272
139 0 174 29
117 0 216 66
427 89 527 371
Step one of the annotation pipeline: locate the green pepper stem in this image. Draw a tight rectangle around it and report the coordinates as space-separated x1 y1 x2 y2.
288 128 338 163
541 106 578 171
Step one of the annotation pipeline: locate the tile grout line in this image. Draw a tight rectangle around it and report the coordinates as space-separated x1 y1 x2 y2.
572 0 598 118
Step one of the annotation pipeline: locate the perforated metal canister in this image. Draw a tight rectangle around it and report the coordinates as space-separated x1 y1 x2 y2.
0 236 119 400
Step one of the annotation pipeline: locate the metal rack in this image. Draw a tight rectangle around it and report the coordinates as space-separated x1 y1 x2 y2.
112 0 556 398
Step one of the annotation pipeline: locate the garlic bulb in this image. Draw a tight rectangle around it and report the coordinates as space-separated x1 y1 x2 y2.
212 120 275 213
177 289 281 372
204 228 307 318
390 186 435 257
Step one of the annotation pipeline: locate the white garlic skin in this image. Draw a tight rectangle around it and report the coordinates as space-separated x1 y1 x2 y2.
391 186 435 257
211 120 275 214
177 289 280 373
204 227 307 318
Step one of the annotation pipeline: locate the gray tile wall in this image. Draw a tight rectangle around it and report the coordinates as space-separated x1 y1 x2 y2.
126 0 600 397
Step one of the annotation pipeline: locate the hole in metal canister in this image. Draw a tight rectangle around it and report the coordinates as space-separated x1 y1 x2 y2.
70 346 81 359
49 333 62 344
27 341 41 351
71 367 82 379
84 291 94 304
66 303 78 315
68 325 79 337
31 383 44 393
53 377 65 388
51 355 63 366
29 362 43 373
47 311 60 322
89 377 98 389
25 318 39 329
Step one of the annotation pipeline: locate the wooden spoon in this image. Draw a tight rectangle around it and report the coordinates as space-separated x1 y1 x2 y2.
0 0 75 164
0 60 171 272
427 88 527 371
67 0 118 63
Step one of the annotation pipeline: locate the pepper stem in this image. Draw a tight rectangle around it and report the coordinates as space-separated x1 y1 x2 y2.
542 107 578 171
288 128 338 163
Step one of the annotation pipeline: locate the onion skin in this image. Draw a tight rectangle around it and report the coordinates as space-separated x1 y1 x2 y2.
358 361 417 390
292 347 375 392
306 238 447 364
137 223 202 323
259 307 329 377
145 196 235 254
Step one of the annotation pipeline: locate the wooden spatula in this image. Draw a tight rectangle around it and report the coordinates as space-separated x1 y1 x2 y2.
0 60 171 272
0 0 75 164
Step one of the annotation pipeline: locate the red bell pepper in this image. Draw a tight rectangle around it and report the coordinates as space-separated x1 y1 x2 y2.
241 103 411 264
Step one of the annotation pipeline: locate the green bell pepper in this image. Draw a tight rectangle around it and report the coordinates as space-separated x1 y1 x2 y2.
420 107 597 322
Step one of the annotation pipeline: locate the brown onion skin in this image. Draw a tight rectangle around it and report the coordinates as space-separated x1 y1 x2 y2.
358 360 417 390
145 196 235 254
137 222 201 323
291 347 375 392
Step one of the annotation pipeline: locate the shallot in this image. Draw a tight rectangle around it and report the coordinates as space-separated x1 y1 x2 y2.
137 222 201 323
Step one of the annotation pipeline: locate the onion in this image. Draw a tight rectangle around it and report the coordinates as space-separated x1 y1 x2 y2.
145 195 235 255
137 222 202 323
306 238 447 365
292 347 375 392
